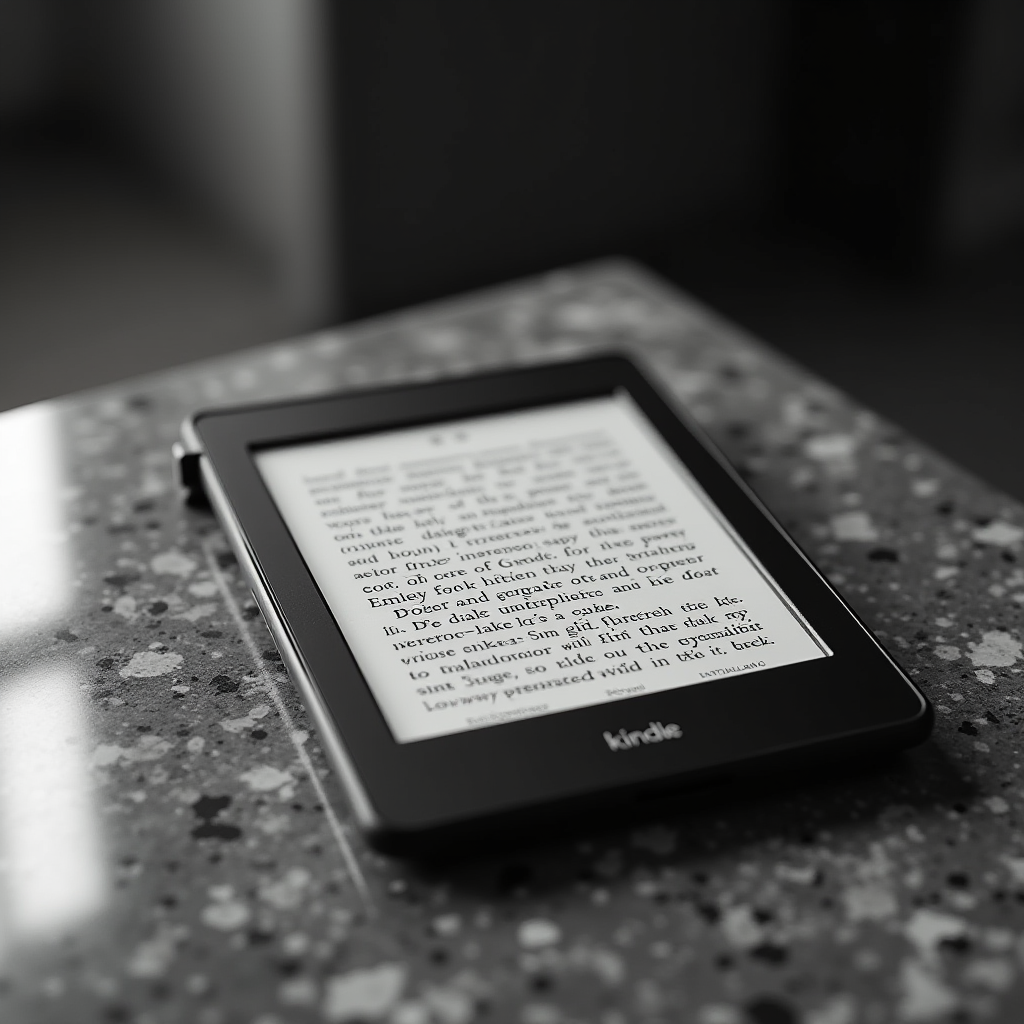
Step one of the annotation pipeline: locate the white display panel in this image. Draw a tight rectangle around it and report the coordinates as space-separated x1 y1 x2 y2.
256 393 830 743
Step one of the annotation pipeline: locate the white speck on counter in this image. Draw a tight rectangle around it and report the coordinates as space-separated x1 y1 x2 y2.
220 704 271 733
120 650 183 677
933 646 960 662
517 919 562 949
805 433 857 465
897 959 958 1022
985 796 1010 814
92 735 173 767
240 765 294 792
905 909 968 963
830 511 879 542
202 899 250 931
1002 856 1024 885
256 812 291 836
127 925 185 978
138 472 167 499
776 863 818 885
911 479 939 498
175 603 218 622
843 883 898 922
720 905 764 948
113 595 137 620
321 963 407 1022
91 745 127 768
572 945 625 985
282 933 310 957
421 983 475 1024
188 581 219 598
432 913 462 938
967 631 1022 668
972 521 1023 547
259 867 312 911
151 550 197 576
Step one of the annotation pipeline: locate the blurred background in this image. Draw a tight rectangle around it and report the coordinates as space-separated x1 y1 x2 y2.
1 0 1022 498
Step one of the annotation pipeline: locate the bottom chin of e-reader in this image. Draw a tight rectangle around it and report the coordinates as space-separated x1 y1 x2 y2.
361 770 736 860
355 715 932 859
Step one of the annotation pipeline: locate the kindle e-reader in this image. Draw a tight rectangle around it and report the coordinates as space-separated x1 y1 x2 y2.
176 355 931 853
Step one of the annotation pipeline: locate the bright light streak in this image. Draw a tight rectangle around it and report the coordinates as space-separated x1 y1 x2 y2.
0 663 107 944
0 403 71 637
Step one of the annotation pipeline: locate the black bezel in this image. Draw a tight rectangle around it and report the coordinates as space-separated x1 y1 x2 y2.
191 355 931 843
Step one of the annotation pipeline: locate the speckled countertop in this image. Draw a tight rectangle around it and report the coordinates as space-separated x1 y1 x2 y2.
1 262 1023 1024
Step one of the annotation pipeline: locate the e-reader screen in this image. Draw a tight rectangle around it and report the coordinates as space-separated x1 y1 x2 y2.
255 393 830 743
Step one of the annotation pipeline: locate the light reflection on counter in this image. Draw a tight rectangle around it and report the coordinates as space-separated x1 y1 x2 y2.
0 404 72 637
0 663 107 954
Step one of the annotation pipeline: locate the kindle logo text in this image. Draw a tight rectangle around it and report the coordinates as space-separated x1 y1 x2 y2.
603 721 682 751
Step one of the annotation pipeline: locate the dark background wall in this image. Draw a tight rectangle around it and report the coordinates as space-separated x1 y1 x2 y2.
331 1 786 317
1 0 1023 499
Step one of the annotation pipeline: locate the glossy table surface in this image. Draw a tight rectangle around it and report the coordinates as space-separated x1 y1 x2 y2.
2 262 1023 1024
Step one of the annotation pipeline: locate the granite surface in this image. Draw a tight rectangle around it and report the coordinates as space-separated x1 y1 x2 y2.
1 262 1023 1024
